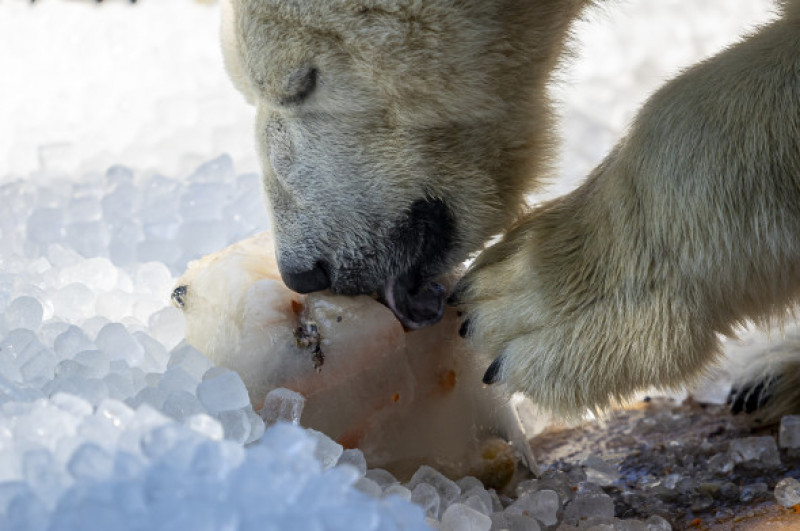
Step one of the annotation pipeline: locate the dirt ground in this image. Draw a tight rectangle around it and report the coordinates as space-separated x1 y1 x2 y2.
530 397 800 530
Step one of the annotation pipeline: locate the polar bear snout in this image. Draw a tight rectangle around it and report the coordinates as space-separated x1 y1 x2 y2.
278 261 331 294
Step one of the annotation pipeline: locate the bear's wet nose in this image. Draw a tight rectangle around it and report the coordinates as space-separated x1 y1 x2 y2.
281 262 330 294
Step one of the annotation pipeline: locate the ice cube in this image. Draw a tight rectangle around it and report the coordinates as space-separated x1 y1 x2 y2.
355 477 383 498
162 390 205 422
95 323 144 367
244 407 265 445
491 512 542 531
27 207 64 244
51 392 93 418
22 449 68 508
3 296 43 331
216 409 251 444
52 283 95 322
134 261 173 296
729 436 781 468
338 449 367 477
506 489 560 527
188 154 235 184
384 484 412 501
779 415 800 449
185 413 225 441
20 350 57 383
563 491 615 521
59 257 118 293
167 342 212 381
66 221 109 258
260 387 305 426
408 465 460 514
148 307 185 351
583 455 620 486
307 428 343 470
179 182 230 221
67 442 114 481
197 370 250 413
410 483 441 519
74 349 110 378
774 477 800 507
53 326 95 359
157 366 198 395
440 503 491 531
366 468 399 488
104 372 135 400
95 290 133 322
644 515 672 530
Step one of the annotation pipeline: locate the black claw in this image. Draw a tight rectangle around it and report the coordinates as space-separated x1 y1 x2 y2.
728 378 777 415
458 319 472 338
482 356 504 385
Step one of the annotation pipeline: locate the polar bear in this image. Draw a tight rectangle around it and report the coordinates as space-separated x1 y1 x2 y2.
220 0 800 420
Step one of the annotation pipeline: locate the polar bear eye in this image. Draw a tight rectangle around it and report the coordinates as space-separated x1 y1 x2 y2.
281 67 319 106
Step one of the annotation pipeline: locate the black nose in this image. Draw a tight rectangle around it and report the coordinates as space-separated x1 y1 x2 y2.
281 262 330 294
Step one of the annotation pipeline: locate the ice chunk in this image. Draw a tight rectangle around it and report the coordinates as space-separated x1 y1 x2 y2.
59 257 118 292
440 503 491 531
355 477 383 498
307 428 343 470
337 449 367 477
216 409 251 444
148 307 186 351
66 221 109 258
27 207 64 244
197 370 250 413
53 326 95 359
52 283 95 322
185 413 225 441
104 372 135 400
244 408 265 445
506 489 560 527
261 387 305 426
384 484 412 501
74 350 110 378
645 515 672 531
563 491 615 521
491 513 542 531
408 465 460 514
67 442 113 481
95 290 133 322
3 296 43 331
179 182 230 221
366 468 399 488
95 323 144 366
20 350 57 383
22 449 68 508
134 261 173 296
779 415 800 449
410 483 440 519
774 477 800 507
583 455 620 486
51 392 93 418
162 390 205 422
729 436 781 468
157 366 198 394
166 342 212 381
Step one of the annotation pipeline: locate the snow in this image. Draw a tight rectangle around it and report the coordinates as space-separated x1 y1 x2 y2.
0 0 788 529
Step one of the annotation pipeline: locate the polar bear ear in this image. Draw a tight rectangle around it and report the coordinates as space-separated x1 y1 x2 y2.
220 0 257 106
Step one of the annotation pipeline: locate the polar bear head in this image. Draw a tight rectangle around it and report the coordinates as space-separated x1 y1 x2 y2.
220 0 573 327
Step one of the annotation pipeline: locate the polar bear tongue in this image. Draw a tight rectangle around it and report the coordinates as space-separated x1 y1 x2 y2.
382 275 445 330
